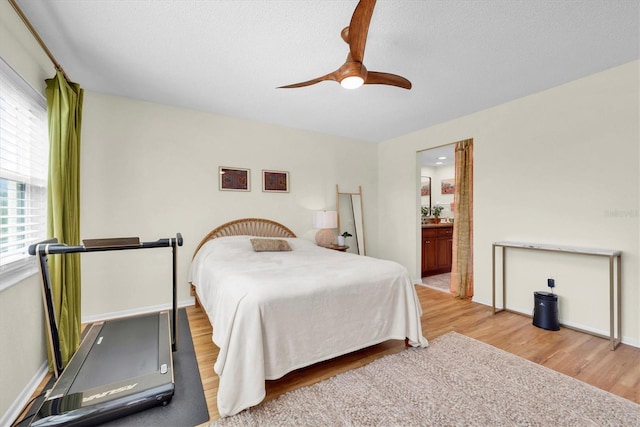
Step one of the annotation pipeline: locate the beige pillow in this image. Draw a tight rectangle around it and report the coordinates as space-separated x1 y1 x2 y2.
250 238 292 252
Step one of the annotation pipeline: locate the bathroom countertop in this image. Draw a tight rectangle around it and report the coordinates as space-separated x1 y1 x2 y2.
422 222 453 228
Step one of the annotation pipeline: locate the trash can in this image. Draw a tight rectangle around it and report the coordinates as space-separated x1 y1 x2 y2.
532 291 559 331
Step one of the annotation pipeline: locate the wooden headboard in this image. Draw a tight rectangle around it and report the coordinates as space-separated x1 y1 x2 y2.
193 218 296 258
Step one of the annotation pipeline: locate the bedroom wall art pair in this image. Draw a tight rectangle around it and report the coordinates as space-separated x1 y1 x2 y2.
218 167 289 193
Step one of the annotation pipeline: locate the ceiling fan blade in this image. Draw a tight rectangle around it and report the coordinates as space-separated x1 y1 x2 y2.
277 71 338 89
365 71 412 89
279 0 410 91
347 0 376 63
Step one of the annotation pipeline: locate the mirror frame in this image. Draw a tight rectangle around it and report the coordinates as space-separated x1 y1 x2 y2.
336 185 366 255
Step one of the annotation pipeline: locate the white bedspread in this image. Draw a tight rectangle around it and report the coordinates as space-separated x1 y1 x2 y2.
189 236 428 417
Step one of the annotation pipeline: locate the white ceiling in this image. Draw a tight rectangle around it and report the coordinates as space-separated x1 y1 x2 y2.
420 144 455 167
14 0 639 143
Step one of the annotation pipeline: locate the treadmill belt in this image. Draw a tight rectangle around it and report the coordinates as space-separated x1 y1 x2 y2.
69 313 159 393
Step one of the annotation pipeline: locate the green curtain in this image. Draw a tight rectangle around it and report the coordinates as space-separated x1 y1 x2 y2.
45 71 84 369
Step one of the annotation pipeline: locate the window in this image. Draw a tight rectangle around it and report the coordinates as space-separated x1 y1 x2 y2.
0 58 48 290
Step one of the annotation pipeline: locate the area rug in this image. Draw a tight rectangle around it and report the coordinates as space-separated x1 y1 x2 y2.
211 332 639 426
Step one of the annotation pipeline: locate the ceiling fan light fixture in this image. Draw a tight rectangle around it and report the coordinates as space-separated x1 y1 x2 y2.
278 0 411 91
340 75 364 89
337 61 367 89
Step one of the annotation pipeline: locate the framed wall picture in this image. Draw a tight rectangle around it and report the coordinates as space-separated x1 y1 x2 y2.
441 178 455 195
262 170 289 193
219 166 250 191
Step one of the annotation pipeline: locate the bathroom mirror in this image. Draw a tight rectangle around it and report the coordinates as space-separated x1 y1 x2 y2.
420 176 431 213
420 176 431 224
336 185 365 255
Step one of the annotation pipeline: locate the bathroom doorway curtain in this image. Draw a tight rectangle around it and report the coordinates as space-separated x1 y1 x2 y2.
450 139 473 298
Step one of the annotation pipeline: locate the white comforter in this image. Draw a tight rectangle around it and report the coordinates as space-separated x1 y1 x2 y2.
189 236 428 417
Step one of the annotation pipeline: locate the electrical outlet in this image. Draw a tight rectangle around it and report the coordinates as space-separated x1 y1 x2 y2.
547 278 555 288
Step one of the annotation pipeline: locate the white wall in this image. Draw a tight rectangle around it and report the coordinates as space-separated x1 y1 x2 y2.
0 2 53 423
1 4 379 415
379 61 639 346
79 92 379 318
2 1 638 419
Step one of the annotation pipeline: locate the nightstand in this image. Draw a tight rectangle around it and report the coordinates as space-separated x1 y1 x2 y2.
328 244 349 252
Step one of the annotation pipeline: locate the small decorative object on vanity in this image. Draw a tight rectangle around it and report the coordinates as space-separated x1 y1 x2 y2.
431 205 444 224
421 206 430 225
338 231 352 246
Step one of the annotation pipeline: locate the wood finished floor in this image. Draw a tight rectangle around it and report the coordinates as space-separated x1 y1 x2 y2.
190 285 640 424
18 285 640 426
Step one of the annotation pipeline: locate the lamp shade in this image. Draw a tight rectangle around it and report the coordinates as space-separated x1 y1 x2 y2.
313 211 337 248
313 211 337 229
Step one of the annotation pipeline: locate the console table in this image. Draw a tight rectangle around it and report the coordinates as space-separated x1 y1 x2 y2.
491 241 622 350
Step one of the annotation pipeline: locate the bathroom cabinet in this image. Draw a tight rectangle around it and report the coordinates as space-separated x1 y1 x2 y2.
421 224 453 277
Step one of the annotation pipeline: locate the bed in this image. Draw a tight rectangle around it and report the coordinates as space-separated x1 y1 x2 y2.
189 218 428 417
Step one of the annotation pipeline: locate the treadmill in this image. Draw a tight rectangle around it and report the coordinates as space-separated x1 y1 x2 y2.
27 233 183 427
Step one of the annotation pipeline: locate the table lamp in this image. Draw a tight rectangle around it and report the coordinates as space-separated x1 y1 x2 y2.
313 211 337 247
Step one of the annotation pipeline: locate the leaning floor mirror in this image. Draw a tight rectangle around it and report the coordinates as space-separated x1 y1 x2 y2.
336 185 365 255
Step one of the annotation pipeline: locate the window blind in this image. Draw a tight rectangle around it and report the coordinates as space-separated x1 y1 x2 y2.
0 57 48 288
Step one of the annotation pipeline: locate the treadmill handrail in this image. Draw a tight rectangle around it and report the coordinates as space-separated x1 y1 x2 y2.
28 234 183 255
29 233 183 378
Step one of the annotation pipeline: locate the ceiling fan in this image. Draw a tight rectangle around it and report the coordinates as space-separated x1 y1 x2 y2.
278 0 412 90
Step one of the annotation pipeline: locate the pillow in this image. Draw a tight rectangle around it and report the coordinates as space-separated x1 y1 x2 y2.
250 238 292 252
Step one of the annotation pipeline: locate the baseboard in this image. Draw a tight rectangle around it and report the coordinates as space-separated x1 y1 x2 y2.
1 361 48 427
81 298 195 324
472 296 639 349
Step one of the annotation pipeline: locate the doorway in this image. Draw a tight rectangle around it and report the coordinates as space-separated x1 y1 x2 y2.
419 144 456 293
419 140 474 297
